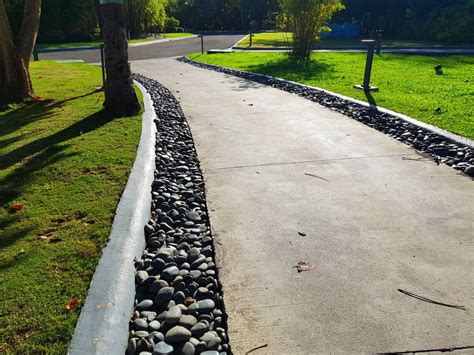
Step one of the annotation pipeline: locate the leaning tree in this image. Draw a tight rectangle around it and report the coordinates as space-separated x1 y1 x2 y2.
100 0 140 116
0 0 41 105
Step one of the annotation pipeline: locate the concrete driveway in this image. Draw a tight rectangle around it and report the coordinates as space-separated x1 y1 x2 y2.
132 58 474 354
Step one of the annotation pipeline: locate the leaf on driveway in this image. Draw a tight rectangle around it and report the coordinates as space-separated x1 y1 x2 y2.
293 261 316 272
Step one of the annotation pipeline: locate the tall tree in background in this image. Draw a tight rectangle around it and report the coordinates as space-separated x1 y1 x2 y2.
279 0 343 58
100 0 140 116
0 0 41 104
125 0 167 37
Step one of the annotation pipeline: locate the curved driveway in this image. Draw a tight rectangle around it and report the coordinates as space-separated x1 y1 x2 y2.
132 58 474 355
39 34 244 63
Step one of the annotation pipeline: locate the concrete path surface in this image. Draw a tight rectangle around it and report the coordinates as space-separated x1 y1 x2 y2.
132 58 474 354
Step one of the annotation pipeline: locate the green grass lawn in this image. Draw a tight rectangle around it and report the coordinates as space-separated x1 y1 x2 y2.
0 62 142 353
161 32 195 39
189 52 474 138
37 33 194 50
237 32 474 48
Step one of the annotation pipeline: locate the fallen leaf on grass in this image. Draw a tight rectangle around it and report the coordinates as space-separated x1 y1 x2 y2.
293 261 316 273
66 298 80 311
38 232 54 241
32 97 52 103
8 204 24 213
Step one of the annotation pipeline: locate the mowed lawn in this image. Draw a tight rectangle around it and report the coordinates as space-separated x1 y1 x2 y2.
189 52 474 138
236 32 474 48
0 62 142 353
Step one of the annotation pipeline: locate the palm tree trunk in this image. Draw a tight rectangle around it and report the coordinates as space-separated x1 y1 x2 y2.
101 1 140 116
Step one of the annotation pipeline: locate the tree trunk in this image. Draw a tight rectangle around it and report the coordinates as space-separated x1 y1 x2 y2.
17 0 42 68
101 2 140 116
0 0 41 105
0 3 31 105
95 0 104 38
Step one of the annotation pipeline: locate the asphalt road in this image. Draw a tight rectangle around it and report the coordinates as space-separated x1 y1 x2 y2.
39 34 245 63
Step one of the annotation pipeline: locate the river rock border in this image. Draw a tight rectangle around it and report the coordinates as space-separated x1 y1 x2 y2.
178 56 474 177
128 74 231 355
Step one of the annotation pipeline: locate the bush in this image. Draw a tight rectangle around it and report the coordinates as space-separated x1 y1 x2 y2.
164 17 180 32
398 3 474 44
66 33 94 43
37 30 66 44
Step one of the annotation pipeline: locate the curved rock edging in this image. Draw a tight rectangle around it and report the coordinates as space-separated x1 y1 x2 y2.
127 74 231 355
178 56 474 177
68 81 157 354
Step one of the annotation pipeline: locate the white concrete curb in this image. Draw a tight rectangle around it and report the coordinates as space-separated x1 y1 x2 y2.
230 34 248 49
129 35 198 47
68 81 156 354
282 79 474 148
183 57 473 148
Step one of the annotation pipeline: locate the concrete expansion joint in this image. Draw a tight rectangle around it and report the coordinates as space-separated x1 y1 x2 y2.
179 56 474 178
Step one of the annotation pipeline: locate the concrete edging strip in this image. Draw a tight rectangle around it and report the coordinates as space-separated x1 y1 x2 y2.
182 57 473 149
68 81 156 354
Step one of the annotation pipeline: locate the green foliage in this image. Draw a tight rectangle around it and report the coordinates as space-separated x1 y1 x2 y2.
189 52 474 138
402 2 474 43
278 0 344 57
335 0 473 44
125 0 168 36
164 16 180 32
37 30 66 44
166 0 279 31
39 0 99 35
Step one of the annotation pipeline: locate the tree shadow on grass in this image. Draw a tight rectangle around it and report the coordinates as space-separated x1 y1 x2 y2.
0 109 113 172
220 54 334 92
0 90 99 141
245 54 335 83
0 108 114 258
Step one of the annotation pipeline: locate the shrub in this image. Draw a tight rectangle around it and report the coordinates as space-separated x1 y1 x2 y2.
164 17 180 32
37 30 66 44
66 33 94 43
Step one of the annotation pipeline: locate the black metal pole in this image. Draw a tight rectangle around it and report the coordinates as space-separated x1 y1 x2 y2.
363 40 375 89
100 44 106 89
200 35 204 54
250 32 253 47
376 33 382 55
33 45 39 61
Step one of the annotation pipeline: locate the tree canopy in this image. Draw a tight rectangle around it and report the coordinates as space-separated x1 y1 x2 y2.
279 0 344 57
4 0 473 43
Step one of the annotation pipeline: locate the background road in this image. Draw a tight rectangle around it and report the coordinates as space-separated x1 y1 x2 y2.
38 34 245 63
